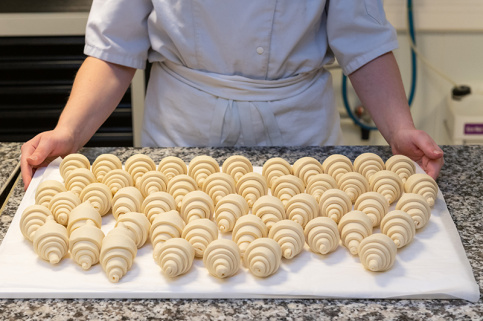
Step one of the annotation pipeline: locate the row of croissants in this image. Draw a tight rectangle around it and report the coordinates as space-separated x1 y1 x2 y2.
20 152 438 282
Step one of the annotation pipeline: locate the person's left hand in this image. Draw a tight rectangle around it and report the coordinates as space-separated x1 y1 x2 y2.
389 129 444 180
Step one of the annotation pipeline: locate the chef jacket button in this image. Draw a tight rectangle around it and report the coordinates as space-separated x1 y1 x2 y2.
256 47 264 55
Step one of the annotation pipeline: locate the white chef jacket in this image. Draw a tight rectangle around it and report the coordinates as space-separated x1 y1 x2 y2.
84 0 398 147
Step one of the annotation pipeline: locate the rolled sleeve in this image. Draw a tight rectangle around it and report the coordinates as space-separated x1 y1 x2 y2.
326 0 398 75
84 0 153 69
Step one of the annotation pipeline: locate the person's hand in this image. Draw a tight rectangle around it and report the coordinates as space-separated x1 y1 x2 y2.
389 129 444 180
21 128 77 191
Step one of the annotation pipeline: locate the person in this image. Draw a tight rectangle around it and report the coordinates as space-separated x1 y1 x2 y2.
20 1 444 190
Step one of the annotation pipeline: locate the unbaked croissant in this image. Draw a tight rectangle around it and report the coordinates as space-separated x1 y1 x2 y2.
221 155 253 184
179 190 214 223
181 218 219 258
167 174 198 210
67 201 102 235
236 172 268 207
150 210 186 260
203 239 241 279
395 193 431 229
354 191 389 227
358 233 397 272
304 217 340 255
232 214 268 257
115 212 151 248
271 174 305 206
141 191 177 223
318 188 352 223
112 187 143 220
155 237 195 278
262 157 293 188
338 210 373 255
35 180 67 208
188 155 220 188
213 194 249 233
69 219 105 270
32 215 69 264
268 220 305 259
19 204 53 242
321 154 353 182
91 154 122 182
244 237 282 278
284 193 318 228
99 223 138 283
337 172 370 204
385 155 416 183
136 170 168 198
292 157 323 185
124 154 156 186
252 195 286 231
157 156 188 180
102 169 134 196
202 172 236 204
380 210 416 249
48 191 81 226
369 170 404 205
79 182 112 216
353 153 385 180
404 173 438 207
64 168 97 197
305 173 338 203
59 153 90 180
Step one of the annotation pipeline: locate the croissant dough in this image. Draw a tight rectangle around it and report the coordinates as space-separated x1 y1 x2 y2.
380 210 416 248
338 210 373 255
222 155 253 184
157 156 188 180
232 214 268 257
213 194 249 233
167 174 198 210
49 191 81 226
285 193 318 228
202 172 236 204
111 186 144 220
102 169 134 196
115 212 151 248
369 170 404 205
318 188 352 223
32 216 69 264
20 204 53 242
268 220 305 259
395 193 431 229
236 172 268 207
188 155 220 188
321 154 353 182
203 239 241 279
69 219 105 270
244 237 282 278
304 217 340 255
155 237 195 278
358 233 397 272
354 191 389 227
91 154 123 182
292 157 323 185
404 173 438 207
271 174 305 206
262 157 293 188
180 190 215 223
79 182 112 216
182 218 219 258
150 210 186 260
385 155 416 183
124 154 156 186
99 223 138 283
136 170 168 198
64 168 97 197
67 201 102 235
59 153 90 180
141 191 177 223
353 153 384 180
252 195 286 231
305 173 338 203
337 172 370 204
35 180 67 208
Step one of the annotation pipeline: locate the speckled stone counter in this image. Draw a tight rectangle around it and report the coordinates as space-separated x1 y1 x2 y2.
0 144 481 320
0 142 21 203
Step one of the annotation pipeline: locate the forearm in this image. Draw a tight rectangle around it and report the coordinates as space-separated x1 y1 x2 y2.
56 56 136 150
348 52 414 146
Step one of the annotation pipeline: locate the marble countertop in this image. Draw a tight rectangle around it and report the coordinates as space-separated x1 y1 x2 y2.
0 144 481 320
0 143 21 203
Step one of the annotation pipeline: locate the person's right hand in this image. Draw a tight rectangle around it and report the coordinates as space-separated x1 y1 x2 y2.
21 128 77 191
